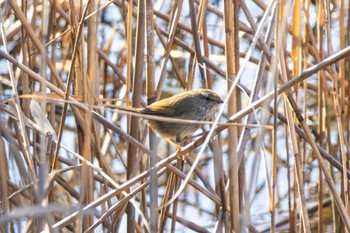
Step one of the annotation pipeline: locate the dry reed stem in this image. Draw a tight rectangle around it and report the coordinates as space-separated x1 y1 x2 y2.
3 1 350 232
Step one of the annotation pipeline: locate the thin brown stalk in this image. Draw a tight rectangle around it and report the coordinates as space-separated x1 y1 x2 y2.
324 1 349 227
155 0 183 99
3 1 350 232
224 0 240 232
145 0 158 231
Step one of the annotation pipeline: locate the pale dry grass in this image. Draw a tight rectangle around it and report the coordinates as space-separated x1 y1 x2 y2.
1 0 350 232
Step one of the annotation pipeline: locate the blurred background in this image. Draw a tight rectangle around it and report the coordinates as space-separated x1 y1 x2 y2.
0 0 349 232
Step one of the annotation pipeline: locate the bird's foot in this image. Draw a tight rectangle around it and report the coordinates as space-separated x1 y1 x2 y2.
175 144 186 160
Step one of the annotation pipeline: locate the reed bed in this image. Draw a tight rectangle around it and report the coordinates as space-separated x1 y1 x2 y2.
1 0 350 232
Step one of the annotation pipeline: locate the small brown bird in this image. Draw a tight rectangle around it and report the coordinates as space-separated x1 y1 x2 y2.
119 89 223 147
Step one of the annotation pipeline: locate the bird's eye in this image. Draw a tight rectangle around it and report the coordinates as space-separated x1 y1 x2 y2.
205 96 211 101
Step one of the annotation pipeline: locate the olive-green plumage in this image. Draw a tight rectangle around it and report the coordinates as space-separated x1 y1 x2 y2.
119 89 223 142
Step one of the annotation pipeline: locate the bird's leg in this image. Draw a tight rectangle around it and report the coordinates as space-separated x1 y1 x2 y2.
165 137 185 160
175 136 186 160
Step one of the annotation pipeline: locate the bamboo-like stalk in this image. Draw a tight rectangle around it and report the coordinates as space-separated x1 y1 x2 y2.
125 0 145 232
223 0 240 231
189 0 205 83
155 0 183 99
324 3 349 230
0 137 9 216
1 1 35 184
279 50 312 232
145 0 158 231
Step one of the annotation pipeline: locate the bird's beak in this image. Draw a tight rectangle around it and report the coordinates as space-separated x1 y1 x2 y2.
216 98 224 104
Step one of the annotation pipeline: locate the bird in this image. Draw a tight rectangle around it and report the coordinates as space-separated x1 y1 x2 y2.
118 89 223 148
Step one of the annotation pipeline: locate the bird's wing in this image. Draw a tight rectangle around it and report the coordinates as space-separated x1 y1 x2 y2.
142 97 191 117
142 103 176 116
